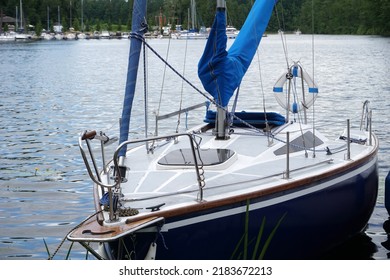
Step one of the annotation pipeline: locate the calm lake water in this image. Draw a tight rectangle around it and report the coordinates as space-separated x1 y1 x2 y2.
0 35 389 260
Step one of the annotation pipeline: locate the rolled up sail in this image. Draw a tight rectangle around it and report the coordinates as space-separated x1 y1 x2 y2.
118 0 147 157
198 0 276 107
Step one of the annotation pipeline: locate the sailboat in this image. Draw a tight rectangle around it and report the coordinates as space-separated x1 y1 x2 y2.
64 1 76 40
77 0 86 39
54 6 64 40
226 25 239 39
176 0 208 40
67 0 378 260
14 0 31 41
41 6 54 40
0 9 16 41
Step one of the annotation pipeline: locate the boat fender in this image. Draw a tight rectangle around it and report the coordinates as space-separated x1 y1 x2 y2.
385 171 390 217
273 63 319 113
144 242 157 260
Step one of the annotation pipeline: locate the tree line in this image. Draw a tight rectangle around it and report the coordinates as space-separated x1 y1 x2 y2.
0 0 389 36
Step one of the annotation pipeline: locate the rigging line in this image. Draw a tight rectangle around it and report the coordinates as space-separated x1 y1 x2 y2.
311 0 316 158
133 34 206 102
230 87 240 126
156 32 173 119
143 42 150 151
251 0 272 141
176 33 190 133
274 0 289 69
131 34 275 141
229 0 253 127
293 67 309 157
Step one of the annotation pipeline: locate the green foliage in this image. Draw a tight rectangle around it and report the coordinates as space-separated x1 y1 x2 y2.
0 0 388 35
73 17 80 31
231 200 287 260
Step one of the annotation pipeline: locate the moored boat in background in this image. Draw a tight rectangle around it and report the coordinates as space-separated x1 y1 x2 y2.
226 25 239 38
54 33 63 40
0 32 16 41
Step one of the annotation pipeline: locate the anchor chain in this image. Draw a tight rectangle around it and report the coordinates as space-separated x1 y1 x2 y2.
47 210 104 260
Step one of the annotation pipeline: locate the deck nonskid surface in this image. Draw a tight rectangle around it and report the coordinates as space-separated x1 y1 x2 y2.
112 123 375 218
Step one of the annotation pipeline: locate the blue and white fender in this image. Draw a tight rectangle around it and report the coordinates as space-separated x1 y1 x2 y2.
273 62 319 113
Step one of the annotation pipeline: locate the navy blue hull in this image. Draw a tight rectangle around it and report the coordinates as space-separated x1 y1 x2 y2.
106 159 378 260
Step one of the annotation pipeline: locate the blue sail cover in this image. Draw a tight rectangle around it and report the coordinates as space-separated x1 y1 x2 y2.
118 0 147 157
198 0 276 107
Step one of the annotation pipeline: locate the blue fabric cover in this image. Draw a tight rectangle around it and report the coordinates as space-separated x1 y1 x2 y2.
119 0 147 156
198 0 276 107
204 110 286 128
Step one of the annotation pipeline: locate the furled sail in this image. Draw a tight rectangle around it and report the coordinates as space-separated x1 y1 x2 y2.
118 0 147 157
198 0 276 107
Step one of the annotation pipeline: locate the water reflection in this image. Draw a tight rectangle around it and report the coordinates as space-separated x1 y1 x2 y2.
0 36 389 260
322 232 378 260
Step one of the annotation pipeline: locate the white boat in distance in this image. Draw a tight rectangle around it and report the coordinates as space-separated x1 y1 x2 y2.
172 25 209 40
99 31 110 39
226 25 239 39
66 0 378 260
54 33 64 40
0 32 16 41
77 32 87 39
14 33 31 40
41 32 54 40
174 31 208 40
65 33 76 40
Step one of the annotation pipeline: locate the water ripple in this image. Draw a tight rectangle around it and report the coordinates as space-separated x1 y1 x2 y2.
0 35 389 260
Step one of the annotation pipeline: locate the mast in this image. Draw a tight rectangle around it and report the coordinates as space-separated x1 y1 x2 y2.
81 0 84 32
47 6 49 31
58 6 60 32
0 9 3 34
15 6 18 31
19 0 23 32
187 8 190 31
215 0 227 140
69 1 72 30
191 0 195 30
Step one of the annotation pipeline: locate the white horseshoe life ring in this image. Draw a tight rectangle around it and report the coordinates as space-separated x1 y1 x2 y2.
273 63 319 113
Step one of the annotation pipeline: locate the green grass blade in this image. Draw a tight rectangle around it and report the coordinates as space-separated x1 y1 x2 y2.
230 233 245 259
252 216 266 260
243 200 250 260
258 212 287 260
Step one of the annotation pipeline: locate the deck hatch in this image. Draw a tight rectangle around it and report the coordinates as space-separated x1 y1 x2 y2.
158 148 235 166
274 131 324 155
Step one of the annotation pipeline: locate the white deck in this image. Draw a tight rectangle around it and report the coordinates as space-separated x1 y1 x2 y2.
99 121 377 225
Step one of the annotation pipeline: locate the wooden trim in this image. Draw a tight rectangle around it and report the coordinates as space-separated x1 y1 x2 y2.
68 216 163 242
